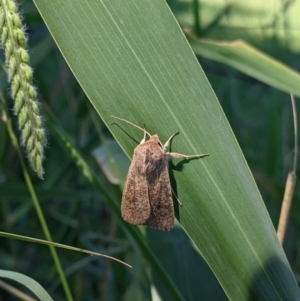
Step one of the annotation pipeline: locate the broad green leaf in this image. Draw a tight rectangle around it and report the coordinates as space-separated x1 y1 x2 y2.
32 0 299 300
185 32 300 98
0 270 53 301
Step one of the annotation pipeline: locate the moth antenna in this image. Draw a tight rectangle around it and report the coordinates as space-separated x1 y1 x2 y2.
110 116 151 137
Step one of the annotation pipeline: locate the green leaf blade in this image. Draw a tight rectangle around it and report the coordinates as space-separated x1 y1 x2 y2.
186 33 300 98
32 0 299 300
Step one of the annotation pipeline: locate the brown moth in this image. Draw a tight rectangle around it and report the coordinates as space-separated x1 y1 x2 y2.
112 116 209 231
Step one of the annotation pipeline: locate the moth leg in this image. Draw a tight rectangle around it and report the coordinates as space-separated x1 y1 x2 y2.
163 132 179 151
167 152 209 159
171 187 182 205
164 132 209 158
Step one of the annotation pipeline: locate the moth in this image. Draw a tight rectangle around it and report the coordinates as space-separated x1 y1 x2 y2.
112 116 209 231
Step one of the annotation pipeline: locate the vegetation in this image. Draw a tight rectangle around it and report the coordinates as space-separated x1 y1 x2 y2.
0 0 299 300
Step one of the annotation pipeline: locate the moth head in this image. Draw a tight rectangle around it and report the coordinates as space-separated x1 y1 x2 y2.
142 134 162 148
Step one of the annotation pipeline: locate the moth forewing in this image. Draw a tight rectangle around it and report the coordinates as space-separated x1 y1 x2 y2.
142 155 174 231
141 135 174 231
121 140 152 225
